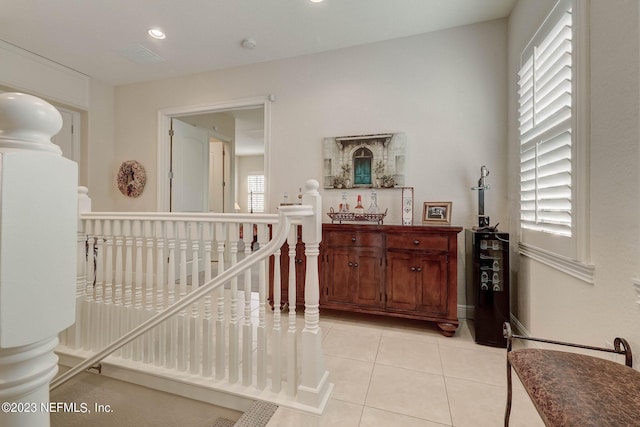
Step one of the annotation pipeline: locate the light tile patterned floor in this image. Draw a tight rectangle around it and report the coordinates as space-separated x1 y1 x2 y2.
266 312 544 427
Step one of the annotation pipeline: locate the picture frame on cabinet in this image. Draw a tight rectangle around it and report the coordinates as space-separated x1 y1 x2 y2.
422 201 452 225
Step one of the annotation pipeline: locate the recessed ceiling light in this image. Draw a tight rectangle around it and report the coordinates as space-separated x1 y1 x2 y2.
309 0 324 2
148 28 166 40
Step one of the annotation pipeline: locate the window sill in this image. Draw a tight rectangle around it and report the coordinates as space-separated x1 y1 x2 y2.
518 243 595 284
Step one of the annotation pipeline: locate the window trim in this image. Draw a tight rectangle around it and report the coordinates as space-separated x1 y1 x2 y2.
518 0 593 281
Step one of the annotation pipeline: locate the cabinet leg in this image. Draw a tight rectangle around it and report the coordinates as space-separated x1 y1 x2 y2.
437 322 458 337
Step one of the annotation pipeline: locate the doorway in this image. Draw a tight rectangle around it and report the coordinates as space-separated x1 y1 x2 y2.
157 96 271 212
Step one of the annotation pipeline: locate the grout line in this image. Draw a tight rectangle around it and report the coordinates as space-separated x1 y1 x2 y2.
437 337 455 426
357 333 382 426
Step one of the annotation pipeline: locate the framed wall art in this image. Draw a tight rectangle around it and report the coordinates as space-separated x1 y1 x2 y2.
422 202 452 225
322 132 407 189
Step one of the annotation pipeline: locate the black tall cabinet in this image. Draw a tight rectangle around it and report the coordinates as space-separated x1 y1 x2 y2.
465 229 510 347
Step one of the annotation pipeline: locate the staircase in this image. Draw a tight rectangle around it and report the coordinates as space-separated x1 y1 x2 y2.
51 367 243 427
54 182 333 415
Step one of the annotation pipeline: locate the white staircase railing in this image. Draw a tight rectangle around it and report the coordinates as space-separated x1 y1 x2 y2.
54 180 332 414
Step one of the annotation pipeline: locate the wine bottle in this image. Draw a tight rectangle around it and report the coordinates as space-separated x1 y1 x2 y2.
354 194 365 214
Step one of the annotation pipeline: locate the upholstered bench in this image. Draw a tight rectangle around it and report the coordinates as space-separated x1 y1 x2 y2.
503 322 640 427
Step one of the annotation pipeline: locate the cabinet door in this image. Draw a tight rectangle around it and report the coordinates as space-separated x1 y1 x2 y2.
323 248 353 304
385 251 418 311
352 249 383 307
417 254 449 314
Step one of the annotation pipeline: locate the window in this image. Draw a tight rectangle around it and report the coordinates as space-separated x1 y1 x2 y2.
518 0 592 280
247 174 265 213
519 0 572 237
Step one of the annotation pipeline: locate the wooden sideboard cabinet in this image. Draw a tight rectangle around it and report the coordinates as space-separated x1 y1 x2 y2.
269 223 462 336
321 224 462 336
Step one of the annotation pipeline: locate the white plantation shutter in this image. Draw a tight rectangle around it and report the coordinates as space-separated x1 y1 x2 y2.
519 0 573 237
248 174 265 213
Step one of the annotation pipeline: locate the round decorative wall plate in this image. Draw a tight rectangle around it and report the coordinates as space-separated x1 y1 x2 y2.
117 160 146 198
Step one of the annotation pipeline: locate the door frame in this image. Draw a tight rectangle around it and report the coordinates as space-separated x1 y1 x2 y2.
157 96 272 212
55 107 81 163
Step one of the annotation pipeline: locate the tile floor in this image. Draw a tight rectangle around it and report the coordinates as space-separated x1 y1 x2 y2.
266 312 544 427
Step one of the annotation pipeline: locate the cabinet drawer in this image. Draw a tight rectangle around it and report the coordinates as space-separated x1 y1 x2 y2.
325 231 383 247
386 234 448 251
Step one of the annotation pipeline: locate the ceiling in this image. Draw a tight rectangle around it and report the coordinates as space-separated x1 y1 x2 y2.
0 0 516 86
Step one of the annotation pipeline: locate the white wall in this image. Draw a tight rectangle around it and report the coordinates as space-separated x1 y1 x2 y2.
86 79 116 211
0 41 116 211
112 19 507 217
110 18 508 309
508 0 640 359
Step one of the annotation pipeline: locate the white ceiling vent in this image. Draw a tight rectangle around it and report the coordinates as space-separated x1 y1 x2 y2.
119 44 166 64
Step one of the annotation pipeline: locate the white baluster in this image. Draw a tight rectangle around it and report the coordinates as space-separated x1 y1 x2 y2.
92 220 104 351
165 221 177 369
286 225 298 396
215 222 227 380
201 222 214 377
82 221 95 351
176 221 188 371
112 220 123 357
143 220 155 364
154 220 166 366
242 223 254 386
189 221 201 374
256 224 269 390
122 220 134 359
271 244 282 393
103 220 114 305
228 222 240 384
132 220 144 361
102 220 114 350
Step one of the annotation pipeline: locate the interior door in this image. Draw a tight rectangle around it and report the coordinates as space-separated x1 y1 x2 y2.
51 108 79 162
171 118 210 212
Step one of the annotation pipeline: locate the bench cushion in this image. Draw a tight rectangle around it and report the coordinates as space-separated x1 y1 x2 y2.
509 348 640 427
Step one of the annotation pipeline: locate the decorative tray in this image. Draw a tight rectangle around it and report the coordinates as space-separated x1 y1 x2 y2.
327 207 388 224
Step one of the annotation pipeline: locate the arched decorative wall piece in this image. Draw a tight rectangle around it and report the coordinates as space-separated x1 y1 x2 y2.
322 132 407 189
117 160 146 198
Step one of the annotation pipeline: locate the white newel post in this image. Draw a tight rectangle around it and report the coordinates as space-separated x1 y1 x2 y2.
297 179 333 410
0 93 78 427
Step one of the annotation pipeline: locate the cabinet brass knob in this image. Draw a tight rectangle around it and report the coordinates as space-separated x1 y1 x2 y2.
416 267 422 272
413 240 420 245
351 237 357 242
410 266 416 271
348 262 353 267
354 263 358 268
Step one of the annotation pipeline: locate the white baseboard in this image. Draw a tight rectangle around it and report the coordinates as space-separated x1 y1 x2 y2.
458 305 474 320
